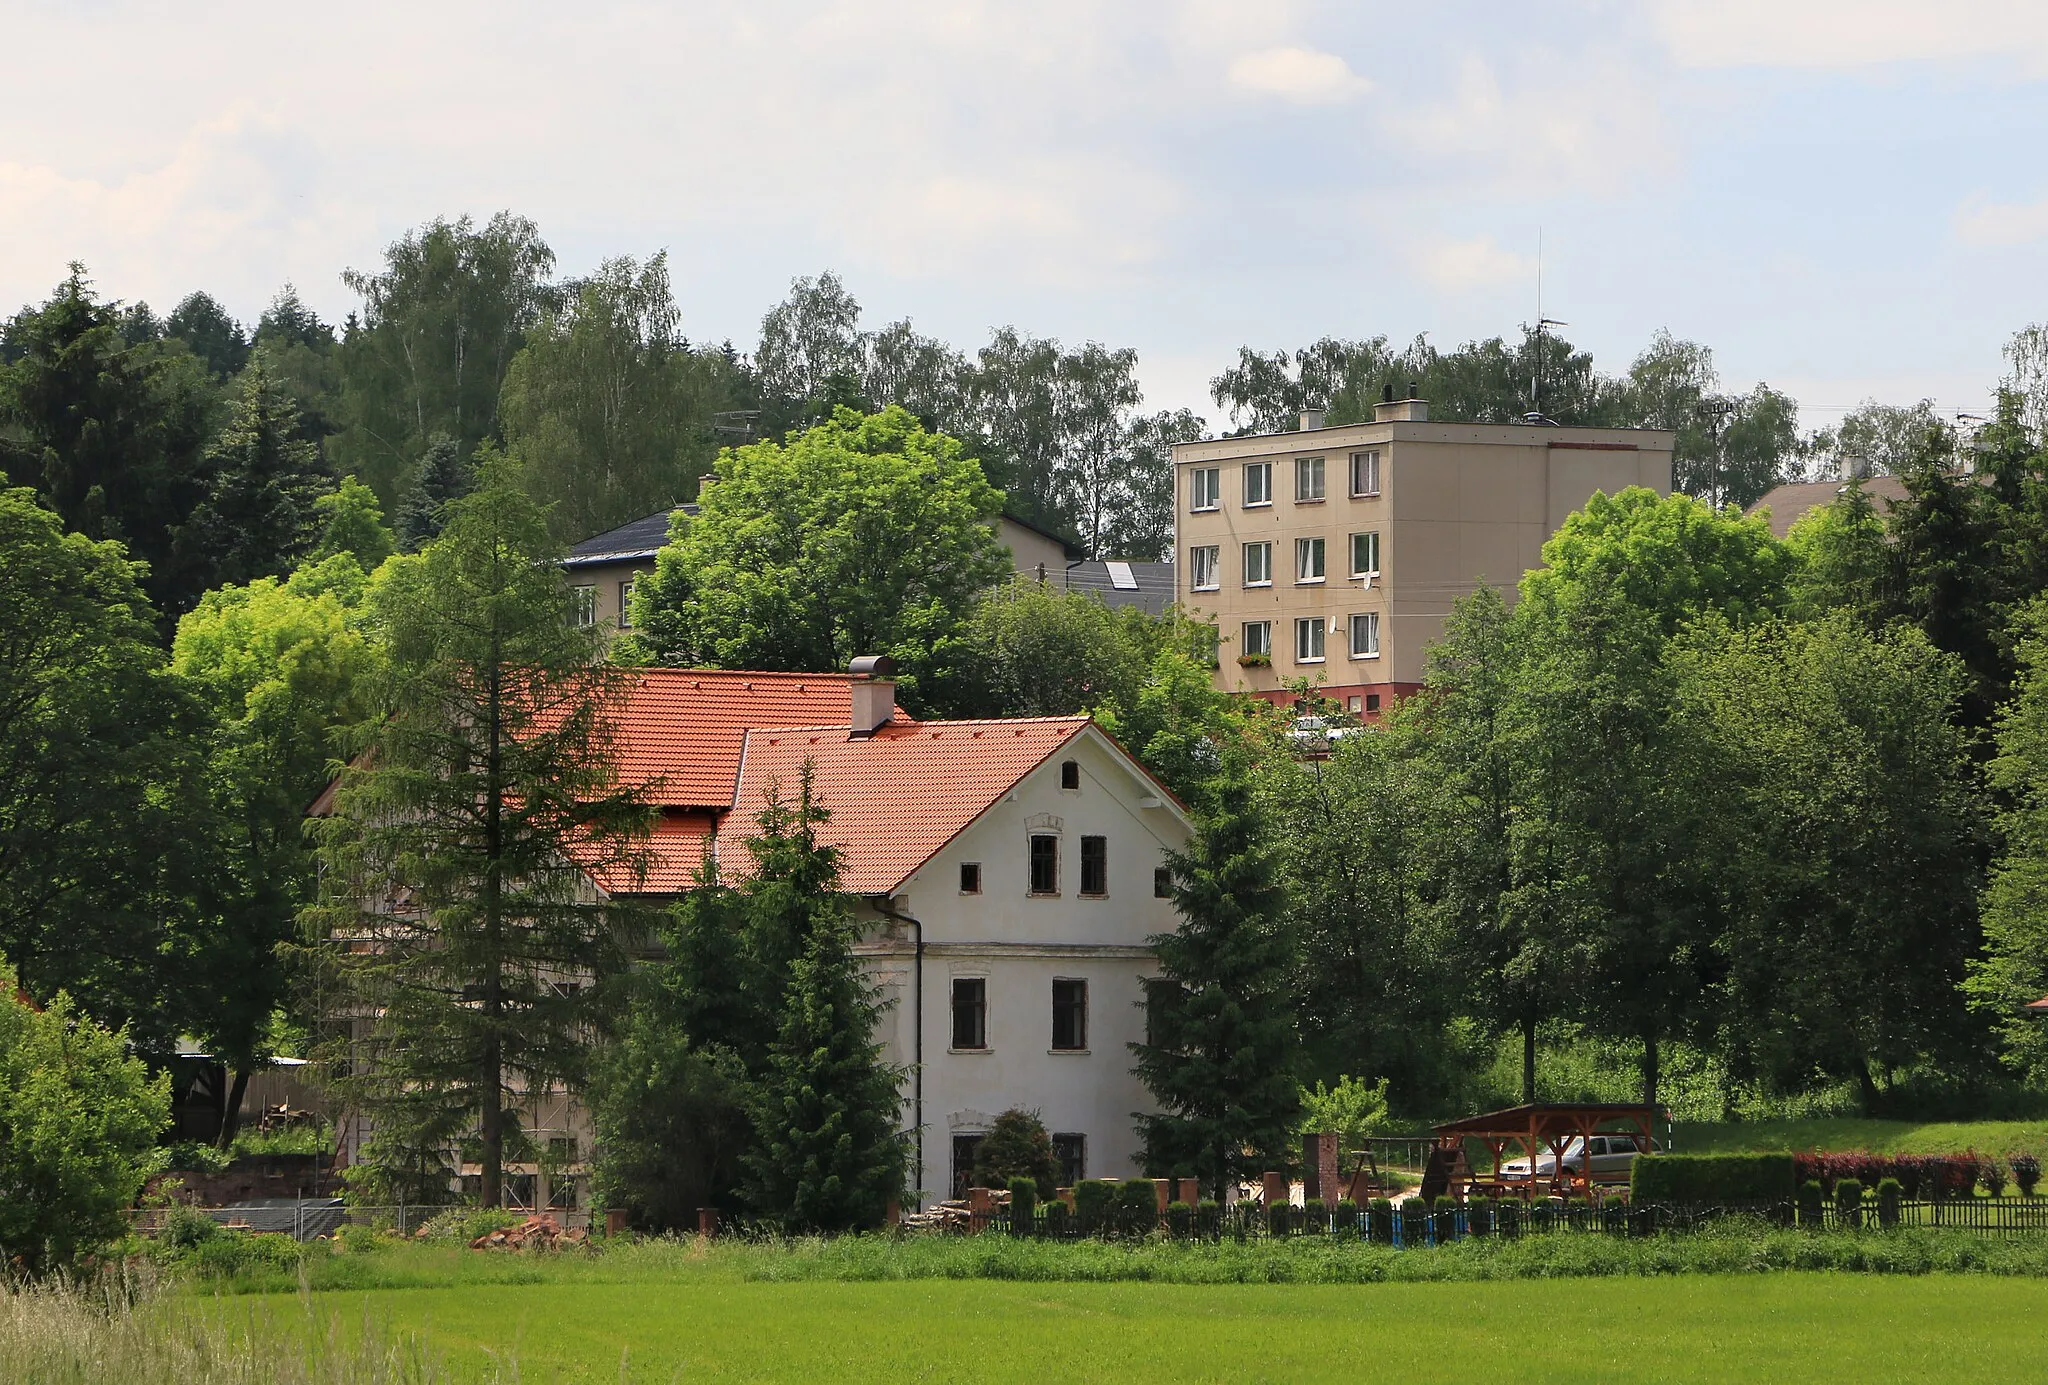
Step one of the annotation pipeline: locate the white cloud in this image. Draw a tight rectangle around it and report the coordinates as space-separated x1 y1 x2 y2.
1954 194 2048 248
1656 0 2048 71
1418 235 1534 290
1227 46 1373 104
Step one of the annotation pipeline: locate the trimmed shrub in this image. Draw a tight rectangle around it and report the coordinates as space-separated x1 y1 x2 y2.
1266 1201 1291 1237
1876 1177 1902 1229
1835 1178 1864 1229
1195 1199 1220 1237
1368 1198 1394 1244
1981 1158 2009 1198
1008 1176 1037 1235
1301 1198 1326 1235
1796 1179 1825 1226
1630 1153 1796 1206
1165 1200 1193 1238
1468 1197 1494 1238
1497 1199 1522 1238
1073 1180 1116 1236
1041 1199 1070 1237
1114 1179 1159 1236
1399 1201 1429 1245
974 1109 1059 1199
2011 1153 2041 1197
1334 1198 1360 1238
1433 1196 1458 1243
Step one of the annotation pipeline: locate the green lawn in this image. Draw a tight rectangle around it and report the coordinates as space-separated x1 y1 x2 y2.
1670 1118 2048 1157
240 1275 2048 1383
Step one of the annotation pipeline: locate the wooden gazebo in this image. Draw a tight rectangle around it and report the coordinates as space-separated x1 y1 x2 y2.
1424 1103 1665 1202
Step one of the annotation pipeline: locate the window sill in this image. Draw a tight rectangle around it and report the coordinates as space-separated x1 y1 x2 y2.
1295 578 1326 586
1078 892 1106 900
1350 573 1380 583
1243 500 1272 509
1296 657 1327 666
1049 1048 1090 1056
1294 497 1326 505
1351 491 1381 500
1191 585 1219 593
1190 505 1219 513
948 1047 992 1056
1350 653 1381 661
1245 581 1272 589
1028 891 1061 899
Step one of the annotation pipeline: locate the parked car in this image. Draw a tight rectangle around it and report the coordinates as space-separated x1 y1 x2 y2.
1498 1135 1661 1181
1286 714 1359 748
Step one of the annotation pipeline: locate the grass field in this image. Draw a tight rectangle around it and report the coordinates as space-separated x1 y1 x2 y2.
1670 1118 2048 1156
203 1274 2048 1383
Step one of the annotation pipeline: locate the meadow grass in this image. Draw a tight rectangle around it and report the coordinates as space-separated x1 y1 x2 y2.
1669 1116 2048 1157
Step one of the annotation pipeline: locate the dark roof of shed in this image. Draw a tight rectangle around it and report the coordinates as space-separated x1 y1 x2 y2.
1055 560 1175 614
566 507 696 567
1432 1103 1664 1138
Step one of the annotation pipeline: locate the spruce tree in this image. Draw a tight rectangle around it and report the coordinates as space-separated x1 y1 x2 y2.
1131 776 1299 1204
182 362 331 585
395 434 474 551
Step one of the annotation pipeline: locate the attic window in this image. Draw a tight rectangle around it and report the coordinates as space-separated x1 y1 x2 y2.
960 862 982 894
1154 866 1171 898
1060 760 1080 791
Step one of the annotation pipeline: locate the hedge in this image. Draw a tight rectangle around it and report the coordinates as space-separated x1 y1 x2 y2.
1630 1153 1796 1205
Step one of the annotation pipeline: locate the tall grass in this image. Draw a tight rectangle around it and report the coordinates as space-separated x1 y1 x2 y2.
0 1269 453 1383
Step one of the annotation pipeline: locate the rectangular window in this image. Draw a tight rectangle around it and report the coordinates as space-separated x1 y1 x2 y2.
1080 836 1107 896
1351 531 1381 578
570 585 597 627
1029 834 1059 895
1350 612 1381 659
1296 536 1326 583
616 580 636 629
951 977 987 1049
1154 865 1172 898
1242 541 1272 586
1243 461 1272 506
1241 620 1271 658
1350 450 1381 497
1295 456 1325 501
1296 617 1326 663
1061 759 1081 790
953 1134 986 1198
1052 1133 1085 1188
1052 978 1088 1051
1190 466 1221 511
1188 545 1220 591
960 861 982 894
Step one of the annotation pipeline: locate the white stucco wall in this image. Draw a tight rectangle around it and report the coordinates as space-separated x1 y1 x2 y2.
856 726 1190 1206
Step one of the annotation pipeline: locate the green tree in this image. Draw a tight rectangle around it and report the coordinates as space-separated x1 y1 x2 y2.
752 271 869 433
930 582 1187 719
1620 331 1798 507
394 434 474 552
333 213 556 507
626 407 1008 703
250 283 343 455
500 252 741 541
1295 1075 1390 1151
164 290 250 379
180 362 332 586
1969 599 2048 1080
310 474 396 568
306 467 652 1206
1096 649 1281 816
1131 778 1299 1202
1784 480 1891 624
0 961 171 1277
972 1108 1059 1198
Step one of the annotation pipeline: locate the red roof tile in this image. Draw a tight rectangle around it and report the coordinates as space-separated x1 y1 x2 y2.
584 807 717 895
713 717 1093 895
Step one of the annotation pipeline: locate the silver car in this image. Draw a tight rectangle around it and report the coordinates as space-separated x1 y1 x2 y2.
1498 1135 1659 1181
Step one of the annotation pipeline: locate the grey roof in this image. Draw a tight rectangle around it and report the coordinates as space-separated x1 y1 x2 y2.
1045 560 1175 615
566 506 696 567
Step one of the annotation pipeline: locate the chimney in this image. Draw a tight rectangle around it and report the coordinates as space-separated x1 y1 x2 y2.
1837 453 1866 483
1299 407 1327 432
1373 387 1429 424
849 655 897 736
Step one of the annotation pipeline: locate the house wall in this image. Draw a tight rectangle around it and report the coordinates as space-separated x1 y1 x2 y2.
857 728 1189 1206
565 558 649 631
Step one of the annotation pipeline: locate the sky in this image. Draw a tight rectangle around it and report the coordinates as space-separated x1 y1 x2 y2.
6 0 2048 433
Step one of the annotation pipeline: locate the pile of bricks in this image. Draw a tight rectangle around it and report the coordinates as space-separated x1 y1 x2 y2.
467 1214 588 1251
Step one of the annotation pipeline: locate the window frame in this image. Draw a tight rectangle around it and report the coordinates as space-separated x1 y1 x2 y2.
616 579 636 629
1242 540 1272 587
1241 620 1271 658
1051 978 1088 1052
1153 865 1172 898
1295 616 1326 664
1079 835 1107 897
1051 1133 1085 1187
952 1134 987 1198
950 976 988 1051
1188 544 1220 592
1242 461 1273 507
1349 611 1381 660
1350 530 1381 579
1350 449 1382 498
570 584 598 627
1029 833 1060 896
1189 466 1221 512
1295 535 1326 584
1295 456 1326 502
959 861 982 894
1060 759 1081 791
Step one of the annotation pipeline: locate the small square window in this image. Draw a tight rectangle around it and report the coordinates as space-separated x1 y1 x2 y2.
951 977 987 1050
1242 541 1272 586
960 861 982 894
1052 978 1088 1051
1243 462 1272 506
617 580 636 629
1366 693 1382 712
1296 617 1326 663
1080 835 1107 896
1190 467 1221 511
1060 759 1081 791
1295 456 1325 501
1296 537 1326 583
1350 450 1381 497
1052 1133 1085 1187
570 585 597 627
1029 834 1059 895
1241 621 1271 658
1153 865 1172 898
1189 545 1220 591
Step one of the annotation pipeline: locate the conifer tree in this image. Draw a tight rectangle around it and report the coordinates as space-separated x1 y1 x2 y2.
182 363 331 585
395 434 474 551
1131 776 1298 1204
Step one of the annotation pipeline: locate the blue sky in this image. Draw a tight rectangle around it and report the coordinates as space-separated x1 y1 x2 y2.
6 0 2046 432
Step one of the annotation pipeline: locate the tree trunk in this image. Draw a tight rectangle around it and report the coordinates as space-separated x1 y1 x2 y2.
1521 1015 1537 1105
1855 1054 1882 1115
215 1066 253 1149
480 1074 503 1208
1641 1031 1660 1109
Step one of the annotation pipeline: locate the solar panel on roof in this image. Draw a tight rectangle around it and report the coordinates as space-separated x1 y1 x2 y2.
1105 560 1138 590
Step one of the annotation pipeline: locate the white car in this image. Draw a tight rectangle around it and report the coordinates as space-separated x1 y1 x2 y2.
1498 1135 1659 1181
1286 715 1359 747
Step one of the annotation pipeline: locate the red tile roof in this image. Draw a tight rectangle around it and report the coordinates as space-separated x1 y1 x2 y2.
714 717 1093 895
584 807 717 895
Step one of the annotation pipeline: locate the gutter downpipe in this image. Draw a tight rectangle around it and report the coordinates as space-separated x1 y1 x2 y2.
872 894 924 1207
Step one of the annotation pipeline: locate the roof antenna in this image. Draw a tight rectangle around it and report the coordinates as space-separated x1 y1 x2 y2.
1529 229 1568 425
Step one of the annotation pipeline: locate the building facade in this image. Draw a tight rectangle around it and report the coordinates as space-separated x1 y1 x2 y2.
1171 396 1675 712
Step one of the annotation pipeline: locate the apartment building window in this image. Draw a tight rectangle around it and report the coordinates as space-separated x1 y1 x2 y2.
1243 461 1272 506
1061 759 1081 790
1350 612 1381 659
1366 692 1382 712
1190 466 1221 511
1052 979 1088 1050
951 978 987 1050
1242 541 1272 587
952 1135 986 1198
1052 1133 1085 1187
1295 617 1326 663
570 585 597 627
960 861 982 894
1154 865 1172 898
1296 536 1326 583
1029 834 1060 895
1189 545 1220 591
1241 620 1271 659
1350 450 1381 497
1351 531 1381 579
1080 836 1107 896
616 580 636 629
1295 456 1325 501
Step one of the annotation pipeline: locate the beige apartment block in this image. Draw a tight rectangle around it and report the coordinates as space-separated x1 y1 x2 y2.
1171 395 1674 712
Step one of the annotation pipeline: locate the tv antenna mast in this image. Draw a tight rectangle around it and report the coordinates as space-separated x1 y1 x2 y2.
1529 229 1567 424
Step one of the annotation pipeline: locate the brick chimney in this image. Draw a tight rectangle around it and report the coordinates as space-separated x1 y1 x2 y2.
849 655 897 736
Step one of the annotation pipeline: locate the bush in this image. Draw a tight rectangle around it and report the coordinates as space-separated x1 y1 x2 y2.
1835 1178 1864 1229
1399 1201 1429 1245
1468 1198 1494 1238
156 1204 221 1250
1875 1178 1902 1229
1797 1179 1825 1226
1981 1157 2009 1197
1041 1199 1070 1237
2011 1153 2041 1197
1165 1200 1193 1238
163 1142 232 1176
1115 1180 1159 1236
1266 1201 1291 1237
1195 1199 1220 1237
1008 1176 1037 1235
1630 1153 1796 1205
1368 1198 1394 1244
0 966 171 1277
1073 1180 1116 1237
1301 1198 1326 1235
1334 1198 1360 1237
416 1207 524 1244
975 1110 1059 1199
